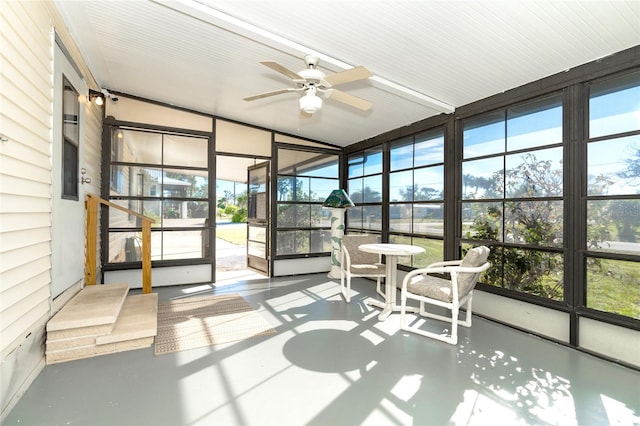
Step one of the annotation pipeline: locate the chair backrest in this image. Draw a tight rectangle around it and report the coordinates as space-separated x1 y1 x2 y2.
342 234 380 265
456 246 490 297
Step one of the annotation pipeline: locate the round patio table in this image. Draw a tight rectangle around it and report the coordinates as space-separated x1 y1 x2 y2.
358 243 425 321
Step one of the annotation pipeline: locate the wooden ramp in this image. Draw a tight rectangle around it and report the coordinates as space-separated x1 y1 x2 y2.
46 284 158 364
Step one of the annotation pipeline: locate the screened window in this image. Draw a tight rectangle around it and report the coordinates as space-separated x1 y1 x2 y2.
347 147 383 233
461 94 565 301
276 148 338 256
586 71 640 320
108 128 209 263
389 129 445 267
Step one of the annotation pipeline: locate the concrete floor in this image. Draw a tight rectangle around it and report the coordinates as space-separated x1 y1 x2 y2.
5 273 640 426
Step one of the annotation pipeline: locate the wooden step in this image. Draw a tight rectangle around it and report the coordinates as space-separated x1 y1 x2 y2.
97 293 158 344
46 293 158 350
47 283 129 340
45 336 155 365
45 286 158 365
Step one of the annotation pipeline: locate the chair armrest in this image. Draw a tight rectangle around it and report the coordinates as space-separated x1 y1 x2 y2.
403 265 457 280
401 262 491 291
446 262 491 274
424 260 463 268
402 261 464 286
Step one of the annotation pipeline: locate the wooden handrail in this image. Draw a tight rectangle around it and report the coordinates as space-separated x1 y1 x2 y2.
85 193 155 294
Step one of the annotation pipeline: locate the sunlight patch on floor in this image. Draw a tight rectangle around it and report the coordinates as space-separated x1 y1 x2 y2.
215 269 265 285
451 389 528 425
180 284 215 294
464 348 579 425
391 374 423 402
601 394 640 425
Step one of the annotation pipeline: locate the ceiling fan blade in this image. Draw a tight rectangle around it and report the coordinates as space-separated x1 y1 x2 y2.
325 89 373 111
260 61 304 81
324 66 373 87
244 88 296 102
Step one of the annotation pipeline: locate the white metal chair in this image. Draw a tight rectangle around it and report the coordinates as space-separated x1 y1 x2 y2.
400 246 490 345
340 234 386 303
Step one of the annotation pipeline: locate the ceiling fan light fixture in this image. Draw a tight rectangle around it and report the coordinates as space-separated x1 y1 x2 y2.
299 93 322 114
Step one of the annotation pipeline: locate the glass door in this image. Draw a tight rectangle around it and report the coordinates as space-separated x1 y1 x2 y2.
247 162 270 275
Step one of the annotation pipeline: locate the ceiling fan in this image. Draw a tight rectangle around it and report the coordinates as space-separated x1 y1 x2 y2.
244 55 373 115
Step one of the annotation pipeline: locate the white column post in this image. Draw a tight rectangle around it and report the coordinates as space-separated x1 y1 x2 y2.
328 207 345 279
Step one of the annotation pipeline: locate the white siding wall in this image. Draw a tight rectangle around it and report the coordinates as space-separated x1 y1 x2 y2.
0 0 54 360
0 0 103 419
0 1 54 418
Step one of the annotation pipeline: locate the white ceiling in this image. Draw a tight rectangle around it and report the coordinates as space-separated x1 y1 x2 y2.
56 0 640 147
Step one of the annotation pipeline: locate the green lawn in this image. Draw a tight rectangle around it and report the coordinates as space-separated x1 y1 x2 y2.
587 258 640 319
216 227 247 246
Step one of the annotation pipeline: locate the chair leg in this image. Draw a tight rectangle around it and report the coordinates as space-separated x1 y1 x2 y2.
404 299 459 345
340 271 351 303
450 305 459 345
460 294 473 327
401 301 458 345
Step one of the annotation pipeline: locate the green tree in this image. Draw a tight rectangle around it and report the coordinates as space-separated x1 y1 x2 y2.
165 171 196 196
277 177 293 201
463 174 501 199
609 199 640 243
350 186 381 203
467 154 568 300
217 197 226 210
232 191 248 223
191 182 207 198
506 153 562 197
399 184 442 201
611 146 640 242
618 146 640 187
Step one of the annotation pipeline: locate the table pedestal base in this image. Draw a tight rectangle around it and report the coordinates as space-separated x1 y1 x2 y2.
366 299 418 321
357 243 426 322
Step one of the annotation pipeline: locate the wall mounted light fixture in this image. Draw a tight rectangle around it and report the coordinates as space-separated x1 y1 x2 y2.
88 89 104 106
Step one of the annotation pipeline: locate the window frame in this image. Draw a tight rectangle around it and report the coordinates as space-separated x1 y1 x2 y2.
388 128 446 268
459 92 567 304
274 144 340 258
344 61 640 342
347 146 384 235
105 125 212 265
582 70 640 322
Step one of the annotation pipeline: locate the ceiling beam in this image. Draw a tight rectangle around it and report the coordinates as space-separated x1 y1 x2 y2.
152 0 455 114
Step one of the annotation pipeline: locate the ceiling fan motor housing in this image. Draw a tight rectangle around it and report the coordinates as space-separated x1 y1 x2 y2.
298 68 327 85
304 54 319 68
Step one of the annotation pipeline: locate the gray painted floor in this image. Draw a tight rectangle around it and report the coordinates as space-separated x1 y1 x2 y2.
5 273 640 426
